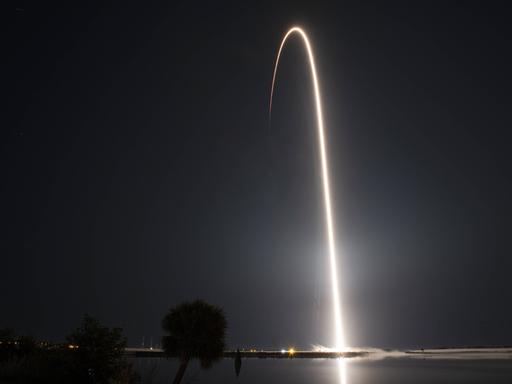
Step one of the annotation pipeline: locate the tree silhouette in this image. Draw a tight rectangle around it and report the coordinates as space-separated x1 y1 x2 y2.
162 300 227 384
66 314 137 383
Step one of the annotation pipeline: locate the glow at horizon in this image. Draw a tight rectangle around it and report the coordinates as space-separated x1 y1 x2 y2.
269 27 345 351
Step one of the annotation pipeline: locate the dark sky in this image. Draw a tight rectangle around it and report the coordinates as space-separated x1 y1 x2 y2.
4 1 512 349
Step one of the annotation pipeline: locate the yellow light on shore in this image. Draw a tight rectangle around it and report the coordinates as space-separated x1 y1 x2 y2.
288 348 295 355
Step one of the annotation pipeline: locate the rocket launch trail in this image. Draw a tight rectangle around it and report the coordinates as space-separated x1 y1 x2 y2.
269 27 345 351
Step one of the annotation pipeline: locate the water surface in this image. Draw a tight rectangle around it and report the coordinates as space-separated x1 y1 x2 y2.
134 357 512 383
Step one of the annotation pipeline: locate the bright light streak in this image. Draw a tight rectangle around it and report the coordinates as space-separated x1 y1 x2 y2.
269 27 344 351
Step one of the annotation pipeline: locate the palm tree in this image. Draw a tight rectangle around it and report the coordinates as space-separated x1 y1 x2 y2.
161 300 227 384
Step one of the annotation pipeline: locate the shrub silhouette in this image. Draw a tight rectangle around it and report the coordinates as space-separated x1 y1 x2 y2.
66 314 137 383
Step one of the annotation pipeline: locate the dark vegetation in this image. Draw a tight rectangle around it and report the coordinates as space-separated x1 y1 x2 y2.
161 300 227 384
0 315 138 384
1 300 227 383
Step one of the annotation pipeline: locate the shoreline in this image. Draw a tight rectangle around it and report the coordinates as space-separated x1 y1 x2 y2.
125 347 512 360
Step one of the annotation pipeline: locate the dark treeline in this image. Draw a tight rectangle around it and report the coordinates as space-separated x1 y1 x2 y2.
0 315 138 384
1 300 228 384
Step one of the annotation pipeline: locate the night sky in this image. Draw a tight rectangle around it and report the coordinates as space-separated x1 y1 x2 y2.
4 2 512 350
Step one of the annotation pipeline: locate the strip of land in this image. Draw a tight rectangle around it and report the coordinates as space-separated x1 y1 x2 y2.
125 349 366 358
125 347 512 360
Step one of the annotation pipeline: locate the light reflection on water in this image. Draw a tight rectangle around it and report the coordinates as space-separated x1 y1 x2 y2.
133 357 512 384
338 358 346 384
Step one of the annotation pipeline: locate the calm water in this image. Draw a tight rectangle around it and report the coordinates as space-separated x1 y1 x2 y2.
133 357 512 383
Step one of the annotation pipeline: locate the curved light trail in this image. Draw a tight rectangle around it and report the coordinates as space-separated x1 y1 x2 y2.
269 27 344 351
